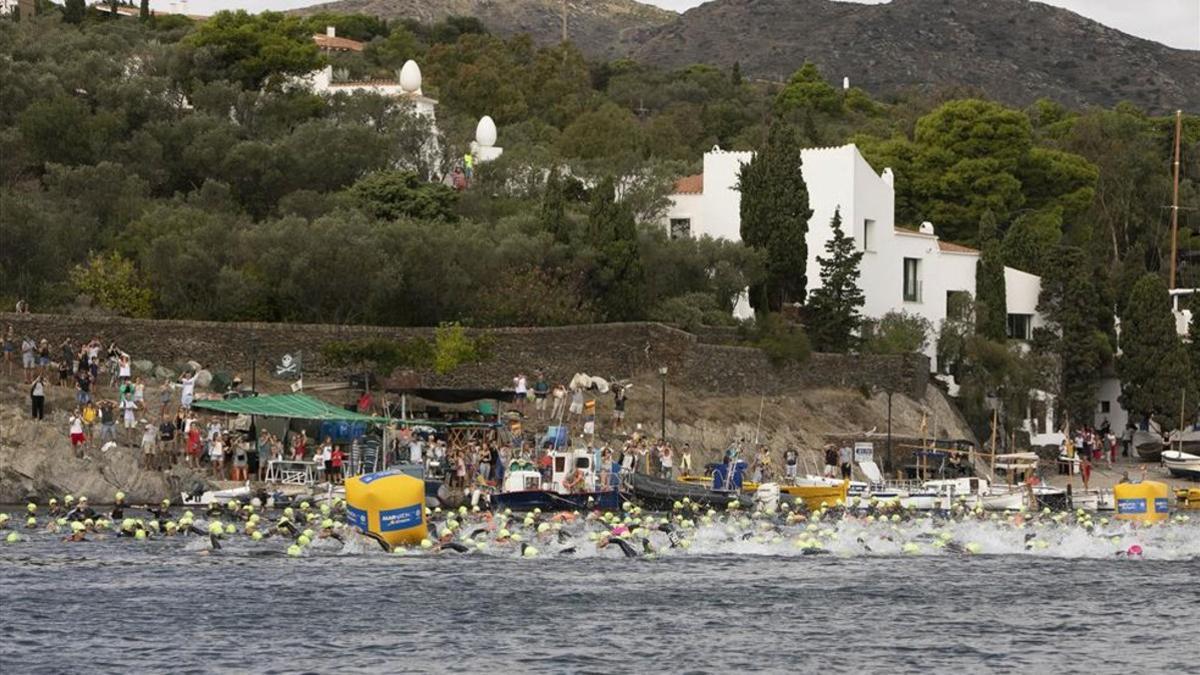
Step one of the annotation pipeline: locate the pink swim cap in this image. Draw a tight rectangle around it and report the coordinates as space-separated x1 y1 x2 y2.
1127 544 1143 556
611 525 629 536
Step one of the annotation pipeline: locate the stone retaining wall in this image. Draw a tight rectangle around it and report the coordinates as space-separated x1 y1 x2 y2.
0 313 927 397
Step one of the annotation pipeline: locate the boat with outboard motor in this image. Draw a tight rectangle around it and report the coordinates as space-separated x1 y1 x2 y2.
492 447 624 512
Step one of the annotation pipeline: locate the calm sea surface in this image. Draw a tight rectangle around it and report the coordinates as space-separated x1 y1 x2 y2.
2 525 1197 674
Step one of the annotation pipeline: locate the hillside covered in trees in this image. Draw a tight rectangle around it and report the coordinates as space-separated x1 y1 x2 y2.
2 6 1198 435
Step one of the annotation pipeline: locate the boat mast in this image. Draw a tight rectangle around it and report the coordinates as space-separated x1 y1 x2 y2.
1169 109 1182 289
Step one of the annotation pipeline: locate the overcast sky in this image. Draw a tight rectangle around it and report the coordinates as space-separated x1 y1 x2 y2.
648 0 1200 49
158 0 1199 50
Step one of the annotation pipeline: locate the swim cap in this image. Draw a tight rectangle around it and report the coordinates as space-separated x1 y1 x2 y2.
49 498 57 505
459 506 468 515
251 531 263 541
302 529 314 540
537 523 550 533
287 544 302 557
522 545 538 558
5 532 19 543
498 529 511 538
965 542 982 554
1127 544 1143 556
134 529 146 540
65 495 74 503
115 492 125 502
166 521 178 530
71 521 85 532
321 519 334 529
122 518 136 530
26 503 36 513
420 538 433 549
300 502 310 510
297 535 311 546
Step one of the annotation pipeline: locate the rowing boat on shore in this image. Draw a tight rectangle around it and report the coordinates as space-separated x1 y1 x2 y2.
1163 450 1200 480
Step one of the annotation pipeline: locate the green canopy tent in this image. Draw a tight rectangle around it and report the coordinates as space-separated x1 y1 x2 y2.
192 393 388 423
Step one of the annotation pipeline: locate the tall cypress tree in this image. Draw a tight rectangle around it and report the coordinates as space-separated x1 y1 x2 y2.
975 210 1007 340
737 122 811 312
539 168 567 244
63 0 86 23
586 177 644 321
139 0 150 21
805 208 865 352
1037 245 1108 428
1118 273 1193 430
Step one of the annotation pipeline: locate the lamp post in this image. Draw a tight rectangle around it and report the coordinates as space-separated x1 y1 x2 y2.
659 366 668 441
876 386 895 475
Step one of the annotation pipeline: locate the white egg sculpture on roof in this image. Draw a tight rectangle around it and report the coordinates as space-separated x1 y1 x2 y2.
475 115 497 148
399 60 422 93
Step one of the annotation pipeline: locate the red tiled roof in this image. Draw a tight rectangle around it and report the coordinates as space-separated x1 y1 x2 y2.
938 241 979 254
673 174 703 195
313 34 365 52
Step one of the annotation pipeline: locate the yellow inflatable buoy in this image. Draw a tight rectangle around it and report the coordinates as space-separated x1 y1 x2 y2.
1114 481 1171 523
345 470 428 547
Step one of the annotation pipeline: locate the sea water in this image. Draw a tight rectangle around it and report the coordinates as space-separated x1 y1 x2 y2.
1 521 1197 674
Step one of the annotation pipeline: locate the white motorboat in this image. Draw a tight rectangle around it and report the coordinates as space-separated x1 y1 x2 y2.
1163 450 1200 480
180 484 252 506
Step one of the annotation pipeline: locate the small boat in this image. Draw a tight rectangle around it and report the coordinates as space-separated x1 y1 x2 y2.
1162 450 1200 480
1132 431 1166 462
628 472 754 510
491 448 623 512
180 484 252 506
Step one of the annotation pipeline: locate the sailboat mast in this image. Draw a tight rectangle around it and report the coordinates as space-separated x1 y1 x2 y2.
1169 109 1182 289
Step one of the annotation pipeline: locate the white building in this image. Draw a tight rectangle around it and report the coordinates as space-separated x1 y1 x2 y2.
664 144 1044 371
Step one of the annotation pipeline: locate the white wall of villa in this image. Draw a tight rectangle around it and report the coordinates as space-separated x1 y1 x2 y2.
663 144 1046 372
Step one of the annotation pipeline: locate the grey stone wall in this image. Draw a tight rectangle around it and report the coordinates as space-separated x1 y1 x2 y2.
0 313 927 396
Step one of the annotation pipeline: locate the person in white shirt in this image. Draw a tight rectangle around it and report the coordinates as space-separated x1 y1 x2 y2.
513 373 528 416
179 372 197 409
69 411 86 456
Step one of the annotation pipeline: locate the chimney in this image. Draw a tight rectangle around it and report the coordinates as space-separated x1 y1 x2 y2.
842 76 850 90
326 26 336 38
919 221 935 235
881 167 894 187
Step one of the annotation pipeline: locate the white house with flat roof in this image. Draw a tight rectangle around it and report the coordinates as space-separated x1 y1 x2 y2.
664 144 1045 372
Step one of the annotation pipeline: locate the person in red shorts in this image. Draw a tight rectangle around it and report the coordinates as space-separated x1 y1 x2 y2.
68 410 86 456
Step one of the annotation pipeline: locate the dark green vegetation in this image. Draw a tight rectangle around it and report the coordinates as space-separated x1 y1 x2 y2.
0 8 1197 431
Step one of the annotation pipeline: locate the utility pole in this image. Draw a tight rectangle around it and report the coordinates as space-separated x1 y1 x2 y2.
561 0 568 44
659 366 668 441
1169 109 1182 289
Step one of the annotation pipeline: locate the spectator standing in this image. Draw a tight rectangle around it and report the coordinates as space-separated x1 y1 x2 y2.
330 445 344 484
68 411 86 457
20 335 36 384
838 444 853 480
550 383 567 421
98 400 117 446
533 371 550 420
660 443 674 480
783 446 799 483
2 325 14 377
178 371 197 410
612 385 627 432
30 375 46 420
679 443 693 476
823 444 838 478
513 372 528 416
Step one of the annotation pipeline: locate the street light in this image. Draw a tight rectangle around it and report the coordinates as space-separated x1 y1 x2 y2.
877 386 895 476
659 366 668 441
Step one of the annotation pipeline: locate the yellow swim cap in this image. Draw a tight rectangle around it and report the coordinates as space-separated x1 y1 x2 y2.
297 535 311 546
287 544 302 557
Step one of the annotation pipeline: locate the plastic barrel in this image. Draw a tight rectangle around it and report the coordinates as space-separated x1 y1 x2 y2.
345 471 428 546
1114 481 1171 523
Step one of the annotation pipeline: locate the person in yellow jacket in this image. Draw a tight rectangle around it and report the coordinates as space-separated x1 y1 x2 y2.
463 152 475 180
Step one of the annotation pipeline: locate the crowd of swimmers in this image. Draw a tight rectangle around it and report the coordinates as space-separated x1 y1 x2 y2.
2 490 1189 559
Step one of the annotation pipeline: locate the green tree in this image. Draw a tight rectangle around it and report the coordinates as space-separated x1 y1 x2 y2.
539 167 568 243
558 103 641 161
862 311 933 355
1117 274 1193 430
586 177 645 321
63 0 85 23
805 208 864 352
139 0 149 21
1001 208 1062 276
184 11 323 90
738 122 811 311
1035 245 1110 427
433 322 489 375
348 171 458 221
975 210 1007 340
69 252 154 318
774 62 841 115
